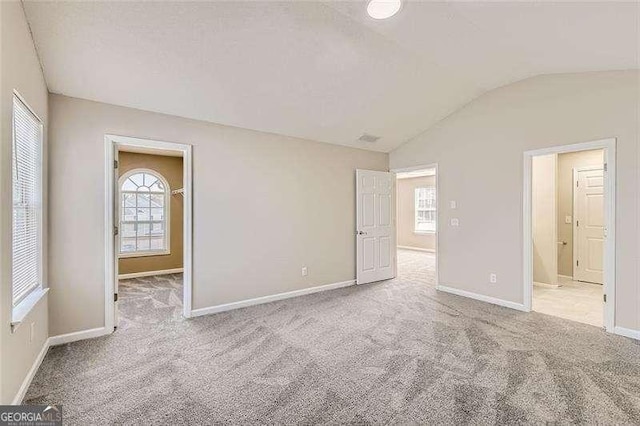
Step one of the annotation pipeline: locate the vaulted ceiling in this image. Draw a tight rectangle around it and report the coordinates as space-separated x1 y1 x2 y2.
23 1 639 152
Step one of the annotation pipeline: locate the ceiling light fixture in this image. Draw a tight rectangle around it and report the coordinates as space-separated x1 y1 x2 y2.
367 0 402 20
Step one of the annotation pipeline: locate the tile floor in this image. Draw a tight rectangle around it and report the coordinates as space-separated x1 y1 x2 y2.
533 276 603 328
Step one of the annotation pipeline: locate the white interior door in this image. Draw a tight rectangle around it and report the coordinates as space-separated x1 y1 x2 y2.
574 167 604 284
356 169 396 285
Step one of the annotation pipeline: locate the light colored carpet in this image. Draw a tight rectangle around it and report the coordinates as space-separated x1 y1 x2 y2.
25 250 640 424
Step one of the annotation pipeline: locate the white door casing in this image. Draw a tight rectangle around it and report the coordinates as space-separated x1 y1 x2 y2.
574 167 604 284
113 147 120 328
356 169 396 285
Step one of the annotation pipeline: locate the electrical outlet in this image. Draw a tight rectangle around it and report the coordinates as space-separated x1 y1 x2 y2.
450 218 459 227
489 273 497 284
565 215 572 224
30 322 35 343
301 266 308 277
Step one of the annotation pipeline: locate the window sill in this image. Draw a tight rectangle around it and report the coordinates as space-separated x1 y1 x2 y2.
414 230 436 235
119 250 170 259
11 287 49 332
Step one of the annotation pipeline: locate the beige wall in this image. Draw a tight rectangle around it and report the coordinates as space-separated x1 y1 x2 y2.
390 71 640 332
0 1 50 404
48 94 388 335
397 176 436 250
118 152 184 275
557 149 604 277
532 154 557 285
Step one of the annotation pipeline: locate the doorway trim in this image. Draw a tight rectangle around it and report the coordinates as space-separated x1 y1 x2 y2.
523 138 616 331
389 163 439 288
104 134 193 333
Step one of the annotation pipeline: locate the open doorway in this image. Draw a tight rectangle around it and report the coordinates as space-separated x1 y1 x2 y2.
105 135 193 332
394 166 437 287
524 139 615 331
116 149 184 329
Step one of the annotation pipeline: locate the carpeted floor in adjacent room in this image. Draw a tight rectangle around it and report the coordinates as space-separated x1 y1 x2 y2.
25 249 640 424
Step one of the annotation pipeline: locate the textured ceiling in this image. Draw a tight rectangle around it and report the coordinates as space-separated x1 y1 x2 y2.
23 1 640 152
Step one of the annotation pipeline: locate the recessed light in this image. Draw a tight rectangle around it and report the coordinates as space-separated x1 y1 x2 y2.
367 0 402 20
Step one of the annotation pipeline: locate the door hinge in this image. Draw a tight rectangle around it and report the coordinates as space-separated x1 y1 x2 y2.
604 163 608 172
576 259 579 267
113 225 119 236
114 160 119 169
114 293 118 302
576 180 579 187
576 220 579 227
603 294 607 303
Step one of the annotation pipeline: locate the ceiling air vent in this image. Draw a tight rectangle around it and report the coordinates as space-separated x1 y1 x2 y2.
358 133 380 143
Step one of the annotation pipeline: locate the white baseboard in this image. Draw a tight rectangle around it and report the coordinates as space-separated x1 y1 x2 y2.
118 268 183 280
558 274 574 280
436 284 527 312
49 327 110 346
11 338 50 405
192 279 356 318
614 326 640 341
533 281 561 289
397 245 435 253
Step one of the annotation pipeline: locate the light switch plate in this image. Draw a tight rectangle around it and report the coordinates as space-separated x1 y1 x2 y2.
451 218 459 227
450 201 457 209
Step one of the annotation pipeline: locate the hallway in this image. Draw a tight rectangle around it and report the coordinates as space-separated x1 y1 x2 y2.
396 248 435 287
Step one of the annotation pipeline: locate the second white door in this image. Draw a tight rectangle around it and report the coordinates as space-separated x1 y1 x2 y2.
574 167 604 284
356 169 396 285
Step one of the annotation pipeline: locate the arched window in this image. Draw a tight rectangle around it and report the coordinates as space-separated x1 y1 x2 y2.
119 169 170 256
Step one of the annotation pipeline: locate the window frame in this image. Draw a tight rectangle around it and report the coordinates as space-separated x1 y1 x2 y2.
11 91 46 325
414 186 436 234
118 168 171 258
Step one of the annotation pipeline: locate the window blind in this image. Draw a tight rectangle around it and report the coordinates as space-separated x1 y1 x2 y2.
12 95 42 306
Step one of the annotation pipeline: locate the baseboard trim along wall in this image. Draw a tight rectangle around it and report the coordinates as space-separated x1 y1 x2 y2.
48 326 111 346
397 245 435 253
118 268 184 280
11 339 50 405
191 279 356 317
614 326 640 341
533 281 561 289
436 284 527 312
